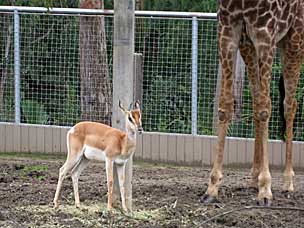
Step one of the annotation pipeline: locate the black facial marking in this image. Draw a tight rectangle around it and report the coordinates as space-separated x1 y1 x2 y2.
128 115 133 123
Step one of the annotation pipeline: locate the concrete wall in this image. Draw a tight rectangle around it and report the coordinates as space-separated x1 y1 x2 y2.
1 122 304 168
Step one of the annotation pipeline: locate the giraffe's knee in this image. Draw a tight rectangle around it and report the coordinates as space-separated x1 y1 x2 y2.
259 111 269 122
218 109 232 123
210 171 223 185
255 107 271 122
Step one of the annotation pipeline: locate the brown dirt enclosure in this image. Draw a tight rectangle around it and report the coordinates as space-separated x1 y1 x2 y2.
0 152 304 228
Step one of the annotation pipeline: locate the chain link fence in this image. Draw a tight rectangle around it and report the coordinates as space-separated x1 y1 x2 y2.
1 7 304 141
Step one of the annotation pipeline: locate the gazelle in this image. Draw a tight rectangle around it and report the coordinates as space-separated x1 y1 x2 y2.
53 100 143 212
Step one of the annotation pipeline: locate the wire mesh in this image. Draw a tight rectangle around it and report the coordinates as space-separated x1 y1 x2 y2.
0 10 304 141
136 17 193 134
18 13 113 126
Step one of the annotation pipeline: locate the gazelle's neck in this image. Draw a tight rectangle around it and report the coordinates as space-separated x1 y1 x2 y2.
126 125 136 142
119 125 136 157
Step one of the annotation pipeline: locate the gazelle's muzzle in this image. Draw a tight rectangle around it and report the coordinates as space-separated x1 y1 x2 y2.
137 125 143 134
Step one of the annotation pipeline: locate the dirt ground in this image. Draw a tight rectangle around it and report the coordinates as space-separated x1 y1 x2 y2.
0 153 304 228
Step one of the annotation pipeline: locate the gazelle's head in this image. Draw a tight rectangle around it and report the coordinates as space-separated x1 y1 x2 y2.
119 100 143 134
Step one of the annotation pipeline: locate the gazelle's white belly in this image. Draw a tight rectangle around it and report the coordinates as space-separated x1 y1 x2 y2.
84 145 106 162
83 145 131 165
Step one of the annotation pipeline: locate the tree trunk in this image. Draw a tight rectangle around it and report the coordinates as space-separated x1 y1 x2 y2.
0 15 12 121
79 0 112 125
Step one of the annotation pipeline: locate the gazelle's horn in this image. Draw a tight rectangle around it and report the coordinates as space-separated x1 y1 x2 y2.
119 100 127 112
135 100 140 110
128 102 133 111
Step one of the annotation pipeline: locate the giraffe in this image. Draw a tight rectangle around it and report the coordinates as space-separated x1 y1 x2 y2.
202 0 304 206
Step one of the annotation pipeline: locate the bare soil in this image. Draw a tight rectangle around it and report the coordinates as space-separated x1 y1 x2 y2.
0 153 304 228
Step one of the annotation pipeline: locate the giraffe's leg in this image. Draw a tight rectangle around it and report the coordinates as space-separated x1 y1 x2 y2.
282 76 297 193
201 19 242 203
280 28 304 194
254 46 276 206
243 18 279 205
239 39 261 189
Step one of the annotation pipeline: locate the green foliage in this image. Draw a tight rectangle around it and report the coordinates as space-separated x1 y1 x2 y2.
19 14 80 125
22 100 48 124
21 164 49 181
143 0 217 12
0 0 78 7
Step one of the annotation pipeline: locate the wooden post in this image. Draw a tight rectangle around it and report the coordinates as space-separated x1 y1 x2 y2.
112 0 135 212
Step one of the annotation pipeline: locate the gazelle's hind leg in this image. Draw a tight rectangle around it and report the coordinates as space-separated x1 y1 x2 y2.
53 131 84 208
71 156 90 208
53 158 80 208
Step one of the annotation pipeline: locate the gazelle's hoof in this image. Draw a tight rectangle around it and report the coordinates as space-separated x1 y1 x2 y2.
53 201 59 209
122 207 130 214
123 209 133 216
257 198 271 207
282 190 292 199
200 194 219 204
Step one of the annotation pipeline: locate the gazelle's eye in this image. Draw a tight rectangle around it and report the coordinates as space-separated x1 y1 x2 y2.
128 116 133 123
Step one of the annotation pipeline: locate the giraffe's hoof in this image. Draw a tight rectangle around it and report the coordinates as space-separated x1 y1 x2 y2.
257 198 271 207
200 194 219 204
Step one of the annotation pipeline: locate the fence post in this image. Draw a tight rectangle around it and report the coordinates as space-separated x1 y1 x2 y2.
112 0 135 212
191 17 198 135
14 9 21 124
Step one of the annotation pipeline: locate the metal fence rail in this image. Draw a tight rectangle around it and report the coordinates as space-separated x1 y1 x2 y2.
0 7 304 141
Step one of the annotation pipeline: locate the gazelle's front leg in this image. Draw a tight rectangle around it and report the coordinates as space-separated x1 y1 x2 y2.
105 158 114 211
116 162 128 212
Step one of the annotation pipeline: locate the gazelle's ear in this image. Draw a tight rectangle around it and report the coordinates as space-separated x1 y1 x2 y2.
119 100 127 113
135 100 140 110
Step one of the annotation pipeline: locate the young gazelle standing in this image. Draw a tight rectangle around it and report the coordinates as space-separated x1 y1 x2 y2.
53 101 143 212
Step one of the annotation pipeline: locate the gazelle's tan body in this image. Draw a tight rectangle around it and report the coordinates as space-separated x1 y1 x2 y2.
53 101 142 212
68 121 135 163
